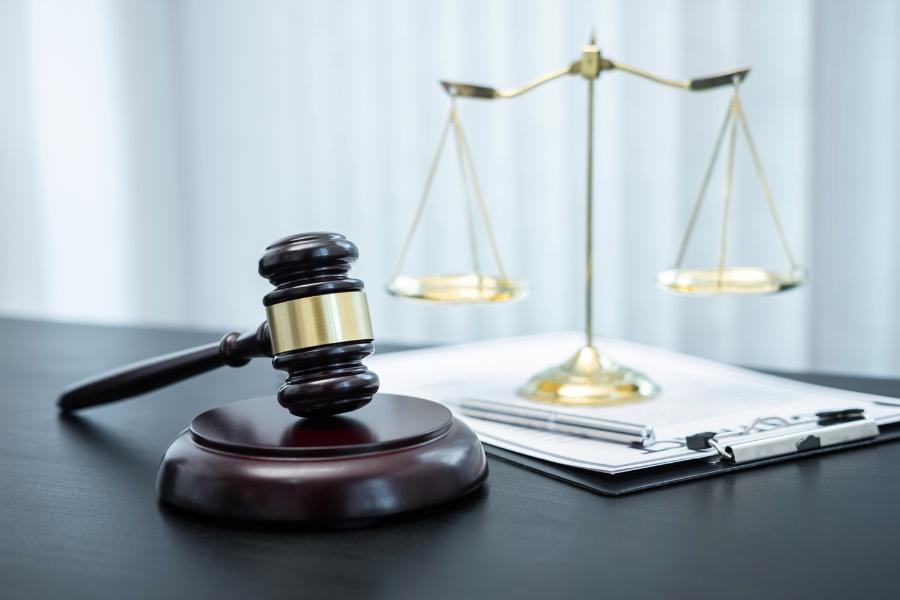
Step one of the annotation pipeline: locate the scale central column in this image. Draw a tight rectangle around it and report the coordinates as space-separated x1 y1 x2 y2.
517 37 658 406
584 70 595 349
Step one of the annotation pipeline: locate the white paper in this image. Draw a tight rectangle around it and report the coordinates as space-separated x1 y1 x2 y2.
369 332 900 474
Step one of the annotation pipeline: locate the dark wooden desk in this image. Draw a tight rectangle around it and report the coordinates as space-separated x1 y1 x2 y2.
1 317 898 599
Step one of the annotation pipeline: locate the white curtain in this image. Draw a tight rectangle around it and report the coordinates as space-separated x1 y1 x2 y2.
1 0 898 376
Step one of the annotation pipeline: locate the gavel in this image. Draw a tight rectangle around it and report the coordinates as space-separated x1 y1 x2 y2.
61 230 487 523
59 232 380 418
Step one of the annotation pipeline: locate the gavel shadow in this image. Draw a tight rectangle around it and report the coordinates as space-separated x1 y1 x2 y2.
281 414 376 448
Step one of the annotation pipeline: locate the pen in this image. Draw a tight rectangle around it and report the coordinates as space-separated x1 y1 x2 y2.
452 398 655 448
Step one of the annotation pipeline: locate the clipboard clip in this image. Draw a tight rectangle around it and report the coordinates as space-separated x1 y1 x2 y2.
686 409 879 464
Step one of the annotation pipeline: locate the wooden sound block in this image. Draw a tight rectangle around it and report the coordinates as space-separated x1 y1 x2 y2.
156 394 488 523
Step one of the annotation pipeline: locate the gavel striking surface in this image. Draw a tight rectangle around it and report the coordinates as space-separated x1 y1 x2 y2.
157 394 488 522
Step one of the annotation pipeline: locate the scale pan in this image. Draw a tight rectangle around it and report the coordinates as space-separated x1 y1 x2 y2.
657 266 804 296
387 273 528 304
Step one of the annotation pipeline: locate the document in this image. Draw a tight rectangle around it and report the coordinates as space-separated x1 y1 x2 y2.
369 332 900 474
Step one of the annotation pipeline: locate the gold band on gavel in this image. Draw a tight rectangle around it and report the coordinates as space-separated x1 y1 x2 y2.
265 291 374 354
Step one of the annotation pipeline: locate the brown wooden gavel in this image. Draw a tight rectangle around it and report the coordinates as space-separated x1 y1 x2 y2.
58 232 380 418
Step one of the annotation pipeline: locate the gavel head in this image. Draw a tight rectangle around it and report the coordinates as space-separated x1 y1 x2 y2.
259 232 380 418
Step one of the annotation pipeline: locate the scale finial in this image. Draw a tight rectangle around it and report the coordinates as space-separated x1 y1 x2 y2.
589 29 596 45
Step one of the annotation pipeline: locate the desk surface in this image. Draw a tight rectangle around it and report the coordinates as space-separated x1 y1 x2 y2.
1 317 899 599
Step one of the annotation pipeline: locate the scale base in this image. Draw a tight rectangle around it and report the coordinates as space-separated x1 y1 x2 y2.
519 345 658 406
157 394 488 523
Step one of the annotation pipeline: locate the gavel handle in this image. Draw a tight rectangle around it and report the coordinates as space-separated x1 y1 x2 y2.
58 323 272 413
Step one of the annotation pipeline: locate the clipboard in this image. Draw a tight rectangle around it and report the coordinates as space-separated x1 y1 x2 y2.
369 333 900 495
484 419 900 496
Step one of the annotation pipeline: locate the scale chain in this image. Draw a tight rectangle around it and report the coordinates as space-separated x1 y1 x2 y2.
673 101 733 269
455 111 509 280
717 87 741 287
392 109 455 278
449 104 483 276
677 80 799 280
733 90 798 270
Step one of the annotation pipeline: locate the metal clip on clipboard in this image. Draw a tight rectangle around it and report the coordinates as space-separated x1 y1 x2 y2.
687 409 880 464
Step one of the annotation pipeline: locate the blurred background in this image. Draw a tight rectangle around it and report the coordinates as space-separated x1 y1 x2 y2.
0 0 898 376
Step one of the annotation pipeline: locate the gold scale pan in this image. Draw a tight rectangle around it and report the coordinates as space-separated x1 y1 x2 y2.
388 35 805 406
386 87 528 304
